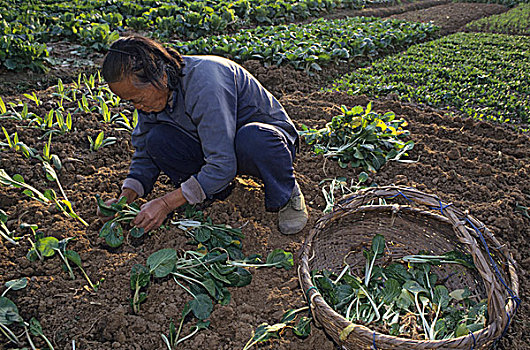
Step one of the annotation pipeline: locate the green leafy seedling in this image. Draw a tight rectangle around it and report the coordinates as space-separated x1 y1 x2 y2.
130 264 150 314
0 296 23 345
0 209 20 245
29 317 54 350
364 234 385 286
2 278 29 297
96 195 145 247
65 250 101 291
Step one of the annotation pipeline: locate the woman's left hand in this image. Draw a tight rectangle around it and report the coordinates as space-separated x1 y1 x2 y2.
133 197 172 232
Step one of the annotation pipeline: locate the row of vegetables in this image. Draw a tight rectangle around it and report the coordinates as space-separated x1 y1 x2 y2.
329 32 530 124
0 0 402 72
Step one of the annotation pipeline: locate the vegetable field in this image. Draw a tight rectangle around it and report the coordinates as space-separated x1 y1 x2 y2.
1 1 529 350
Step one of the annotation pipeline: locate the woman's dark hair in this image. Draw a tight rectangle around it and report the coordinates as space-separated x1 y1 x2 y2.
102 35 184 90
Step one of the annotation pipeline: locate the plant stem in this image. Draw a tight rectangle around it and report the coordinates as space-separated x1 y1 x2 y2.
28 237 43 260
0 223 18 245
359 285 381 322
78 265 98 291
175 327 199 345
0 323 20 345
24 325 37 350
41 333 55 350
364 253 377 287
171 274 198 298
56 249 75 280
133 282 142 314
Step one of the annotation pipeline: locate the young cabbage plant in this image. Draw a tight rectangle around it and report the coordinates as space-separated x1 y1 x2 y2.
130 264 150 314
28 317 54 350
1 126 19 151
88 131 117 151
243 307 311 350
0 278 30 346
0 169 51 204
364 234 385 286
402 251 475 269
26 233 99 291
96 195 144 247
0 209 20 245
0 295 24 346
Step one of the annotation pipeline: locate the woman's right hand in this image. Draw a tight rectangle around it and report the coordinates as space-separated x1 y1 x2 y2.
96 198 119 222
97 188 139 222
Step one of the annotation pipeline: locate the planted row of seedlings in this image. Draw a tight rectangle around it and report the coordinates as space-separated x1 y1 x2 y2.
1 71 299 347
329 32 530 124
1 0 404 71
174 16 438 73
465 3 530 35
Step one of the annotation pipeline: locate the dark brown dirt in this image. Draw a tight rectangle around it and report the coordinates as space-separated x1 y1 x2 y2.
389 2 509 35
1 2 529 350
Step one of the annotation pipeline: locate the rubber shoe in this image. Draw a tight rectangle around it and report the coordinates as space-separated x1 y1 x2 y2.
278 182 308 235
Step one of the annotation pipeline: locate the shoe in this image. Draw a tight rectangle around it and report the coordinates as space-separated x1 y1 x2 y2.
278 182 308 235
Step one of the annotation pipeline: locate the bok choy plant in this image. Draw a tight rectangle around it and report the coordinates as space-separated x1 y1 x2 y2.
300 103 414 173
96 195 144 247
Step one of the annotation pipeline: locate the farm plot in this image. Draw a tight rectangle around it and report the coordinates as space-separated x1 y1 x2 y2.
1 1 530 350
329 32 530 123
465 3 530 35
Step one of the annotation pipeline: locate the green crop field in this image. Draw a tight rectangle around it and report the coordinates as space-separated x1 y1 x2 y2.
329 32 530 123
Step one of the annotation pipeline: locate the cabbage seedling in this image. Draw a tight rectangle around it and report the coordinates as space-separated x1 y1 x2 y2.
88 131 117 151
28 317 54 350
0 169 87 227
0 278 29 346
243 307 311 350
1 278 28 297
96 195 144 247
0 209 20 245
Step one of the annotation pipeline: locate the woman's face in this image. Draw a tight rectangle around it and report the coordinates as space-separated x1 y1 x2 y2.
109 75 170 113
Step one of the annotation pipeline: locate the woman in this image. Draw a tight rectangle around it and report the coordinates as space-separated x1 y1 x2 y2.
98 35 308 235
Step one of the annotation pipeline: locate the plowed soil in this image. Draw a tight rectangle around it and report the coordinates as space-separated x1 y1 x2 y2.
1 2 528 350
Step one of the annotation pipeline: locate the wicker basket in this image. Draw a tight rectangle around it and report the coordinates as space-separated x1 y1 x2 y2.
299 186 519 349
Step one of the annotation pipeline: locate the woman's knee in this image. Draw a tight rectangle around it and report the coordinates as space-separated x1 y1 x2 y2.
235 123 288 156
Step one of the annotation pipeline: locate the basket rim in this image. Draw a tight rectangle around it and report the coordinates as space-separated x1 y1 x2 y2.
298 185 520 348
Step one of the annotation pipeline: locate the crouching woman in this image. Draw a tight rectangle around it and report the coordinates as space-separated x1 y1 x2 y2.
98 35 308 235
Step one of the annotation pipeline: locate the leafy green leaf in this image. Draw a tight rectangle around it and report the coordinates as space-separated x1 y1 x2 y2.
65 250 82 267
0 297 22 325
129 226 144 238
4 278 29 292
36 236 59 257
29 317 43 336
265 249 294 270
293 316 312 337
147 249 177 278
190 294 213 320
382 278 401 304
371 234 385 257
130 264 150 290
105 222 124 248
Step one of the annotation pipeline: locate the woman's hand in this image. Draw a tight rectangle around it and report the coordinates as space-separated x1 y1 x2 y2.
133 197 173 232
133 189 188 232
96 198 119 223
97 188 139 222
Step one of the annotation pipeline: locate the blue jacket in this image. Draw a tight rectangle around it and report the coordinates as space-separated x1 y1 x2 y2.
123 55 298 204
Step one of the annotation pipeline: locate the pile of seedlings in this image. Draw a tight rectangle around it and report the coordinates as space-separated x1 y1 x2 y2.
312 234 487 340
